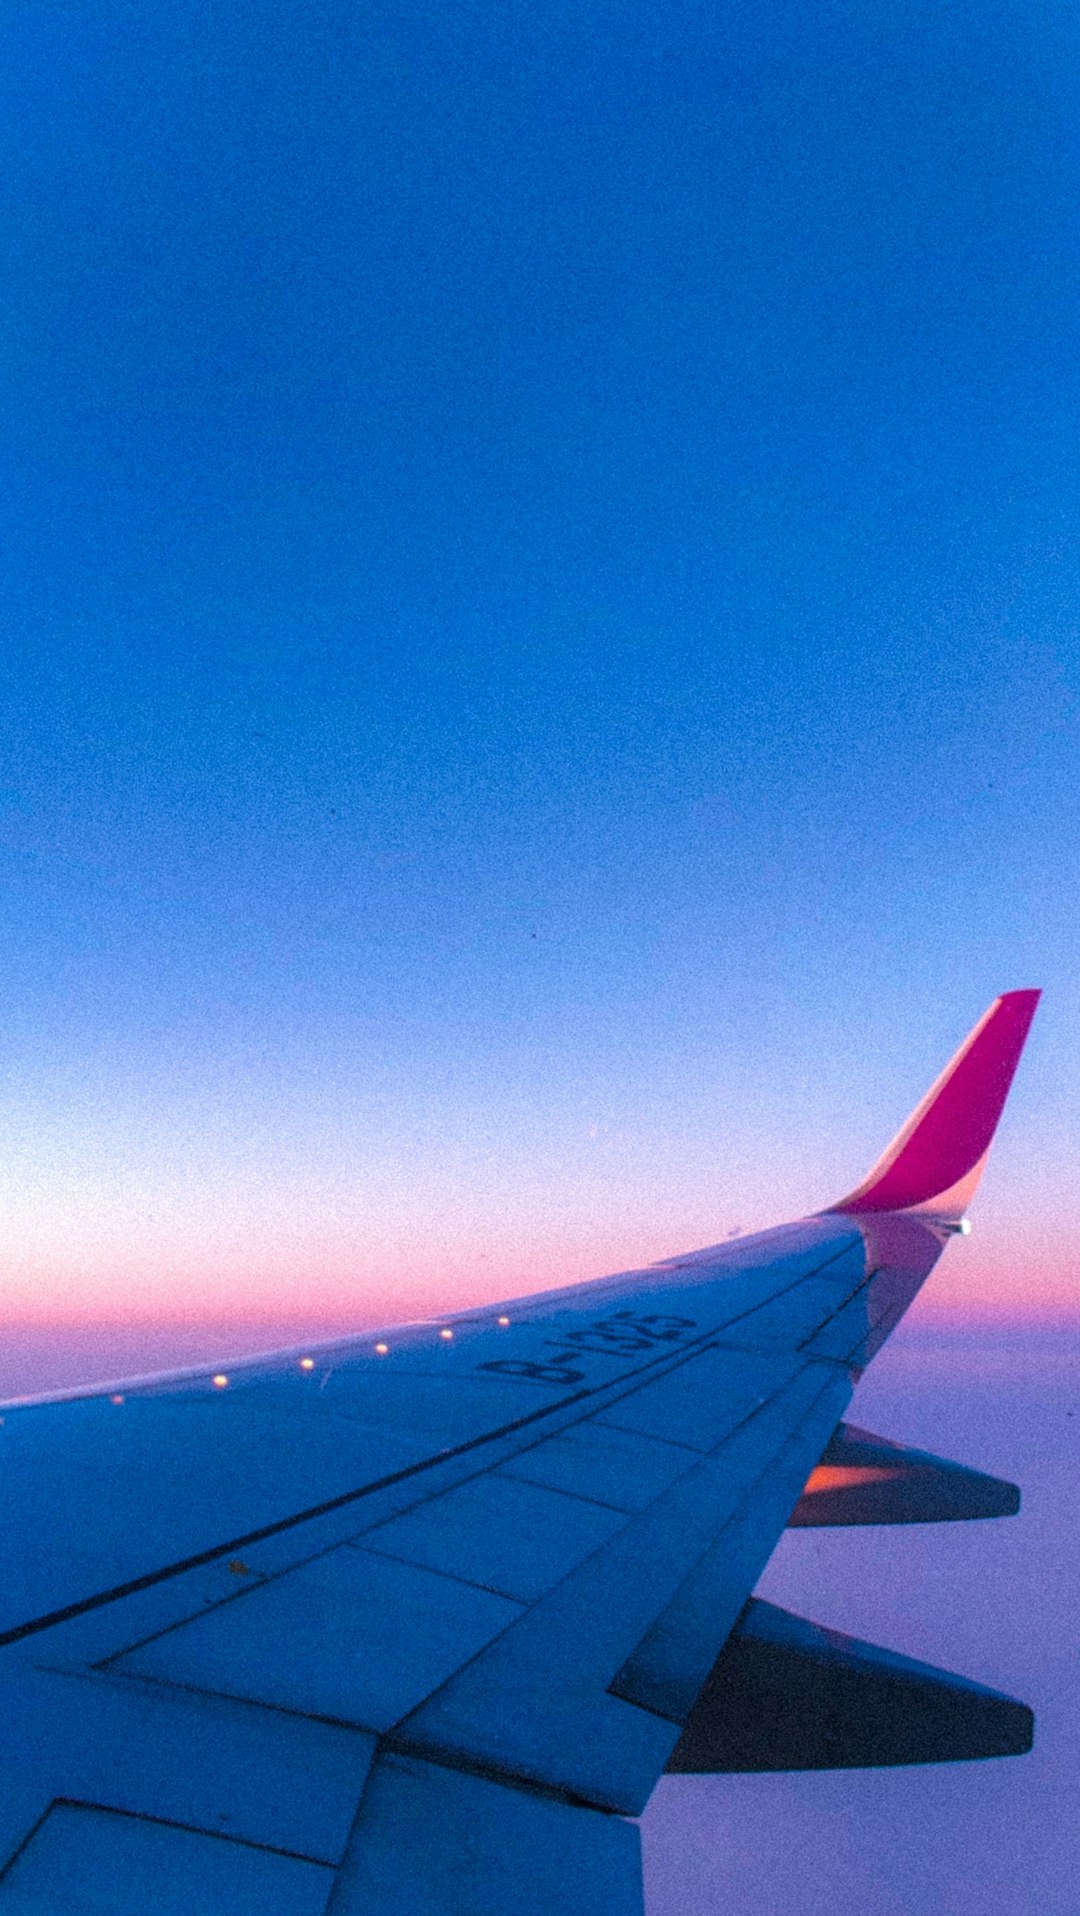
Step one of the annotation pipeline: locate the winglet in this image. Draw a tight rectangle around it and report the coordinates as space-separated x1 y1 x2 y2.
829 990 1040 1220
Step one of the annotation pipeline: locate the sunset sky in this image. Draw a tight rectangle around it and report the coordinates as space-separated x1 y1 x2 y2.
1 0 1078 1353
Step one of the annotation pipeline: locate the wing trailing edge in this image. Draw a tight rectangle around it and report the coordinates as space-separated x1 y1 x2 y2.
828 988 1040 1221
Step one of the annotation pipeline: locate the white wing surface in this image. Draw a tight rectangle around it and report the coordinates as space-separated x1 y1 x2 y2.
0 991 1040 1914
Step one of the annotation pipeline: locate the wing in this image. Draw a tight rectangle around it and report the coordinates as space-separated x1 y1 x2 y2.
0 990 1040 1916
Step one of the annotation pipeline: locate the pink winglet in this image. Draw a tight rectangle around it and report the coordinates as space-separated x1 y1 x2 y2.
832 989 1041 1218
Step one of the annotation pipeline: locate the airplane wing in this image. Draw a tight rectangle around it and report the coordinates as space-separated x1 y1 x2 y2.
0 990 1040 1915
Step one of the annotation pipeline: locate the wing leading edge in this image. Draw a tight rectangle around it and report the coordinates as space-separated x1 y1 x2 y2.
0 992 1040 1916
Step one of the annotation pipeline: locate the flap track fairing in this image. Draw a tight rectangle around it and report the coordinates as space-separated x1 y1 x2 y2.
789 1422 1019 1526
664 1598 1033 1772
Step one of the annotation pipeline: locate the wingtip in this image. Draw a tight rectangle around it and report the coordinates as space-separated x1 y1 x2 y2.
831 988 1041 1219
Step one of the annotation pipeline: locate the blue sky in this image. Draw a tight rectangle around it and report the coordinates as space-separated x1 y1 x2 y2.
0 0 1078 1327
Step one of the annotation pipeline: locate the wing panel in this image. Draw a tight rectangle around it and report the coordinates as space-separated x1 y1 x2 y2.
0 1395 420 1638
327 1751 643 1916
309 1366 571 1443
0 1664 375 1867
714 1263 870 1352
112 1548 523 1733
496 1421 698 1512
0 1803 333 1916
594 1346 802 1451
801 1263 927 1366
358 1474 629 1603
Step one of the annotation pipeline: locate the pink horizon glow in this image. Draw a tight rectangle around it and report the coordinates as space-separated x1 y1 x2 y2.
0 1200 1072 1326
1 1298 1075 1409
2 1245 1075 1330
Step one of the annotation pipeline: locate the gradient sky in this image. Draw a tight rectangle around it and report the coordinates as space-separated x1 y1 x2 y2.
3 17 1079 1912
1 0 1079 1345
